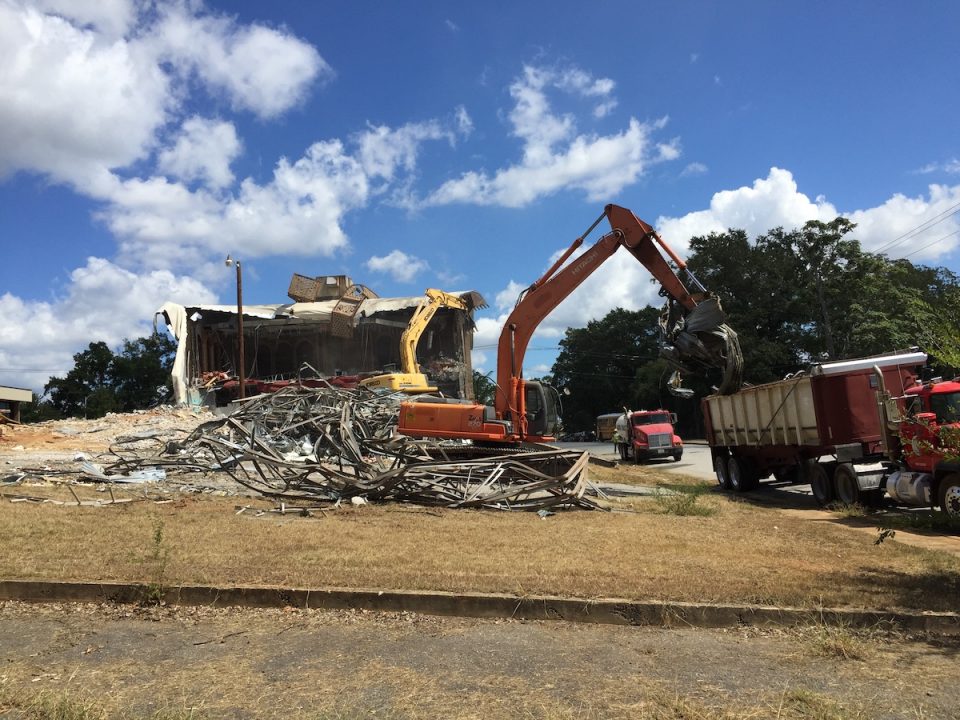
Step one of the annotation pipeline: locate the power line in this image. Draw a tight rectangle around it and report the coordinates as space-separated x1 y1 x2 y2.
473 344 561 351
900 227 960 260
873 200 960 255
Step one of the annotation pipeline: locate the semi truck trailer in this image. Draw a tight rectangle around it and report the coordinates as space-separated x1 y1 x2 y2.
703 350 960 516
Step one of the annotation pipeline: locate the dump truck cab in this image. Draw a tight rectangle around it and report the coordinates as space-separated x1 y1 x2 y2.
899 379 960 473
615 409 683 463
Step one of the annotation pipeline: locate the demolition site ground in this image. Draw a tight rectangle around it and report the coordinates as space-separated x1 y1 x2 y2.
1 409 959 719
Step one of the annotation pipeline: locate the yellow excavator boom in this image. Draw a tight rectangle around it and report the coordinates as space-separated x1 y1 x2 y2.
360 289 475 393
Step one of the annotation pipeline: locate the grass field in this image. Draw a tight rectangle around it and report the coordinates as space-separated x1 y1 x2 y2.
2 467 959 613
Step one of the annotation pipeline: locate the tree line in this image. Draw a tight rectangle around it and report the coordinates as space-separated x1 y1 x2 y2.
23 334 177 422
551 218 960 436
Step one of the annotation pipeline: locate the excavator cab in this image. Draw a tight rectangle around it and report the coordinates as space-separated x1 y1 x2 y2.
522 380 561 438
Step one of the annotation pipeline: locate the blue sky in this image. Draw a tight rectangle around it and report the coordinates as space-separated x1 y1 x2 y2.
1 0 958 392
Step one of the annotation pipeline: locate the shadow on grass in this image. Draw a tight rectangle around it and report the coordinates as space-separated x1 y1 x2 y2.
707 478 822 511
819 564 960 633
713 480 960 537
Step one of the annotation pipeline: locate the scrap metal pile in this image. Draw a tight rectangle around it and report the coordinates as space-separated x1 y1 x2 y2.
102 384 600 511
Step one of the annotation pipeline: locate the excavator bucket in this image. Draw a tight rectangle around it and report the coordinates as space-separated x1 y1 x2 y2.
457 290 488 311
659 297 743 395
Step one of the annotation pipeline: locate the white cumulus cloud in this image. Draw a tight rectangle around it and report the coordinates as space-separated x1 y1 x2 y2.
0 258 215 392
157 116 241 190
0 0 326 189
100 119 462 269
0 3 171 185
33 0 136 39
425 64 677 208
356 120 454 183
366 250 429 283
148 3 329 119
471 169 960 371
655 167 840 254
845 184 960 261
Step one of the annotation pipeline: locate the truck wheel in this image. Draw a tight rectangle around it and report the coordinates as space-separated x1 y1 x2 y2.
728 456 758 492
806 461 833 506
833 463 862 506
673 452 682 462
714 455 731 490
938 473 960 518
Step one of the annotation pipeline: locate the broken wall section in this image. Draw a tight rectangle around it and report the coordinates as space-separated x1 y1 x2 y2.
157 295 480 406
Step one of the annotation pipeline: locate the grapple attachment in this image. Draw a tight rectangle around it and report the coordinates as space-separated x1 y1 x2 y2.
659 296 743 396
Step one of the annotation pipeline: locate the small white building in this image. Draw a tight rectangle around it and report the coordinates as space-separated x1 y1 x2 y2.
0 385 32 423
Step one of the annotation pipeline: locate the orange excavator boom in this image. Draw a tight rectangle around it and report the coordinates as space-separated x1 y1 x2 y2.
399 204 742 444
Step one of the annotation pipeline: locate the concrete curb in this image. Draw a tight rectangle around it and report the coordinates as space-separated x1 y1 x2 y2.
2 580 958 634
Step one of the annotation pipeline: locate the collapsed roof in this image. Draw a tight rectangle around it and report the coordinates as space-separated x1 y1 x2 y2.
156 291 485 406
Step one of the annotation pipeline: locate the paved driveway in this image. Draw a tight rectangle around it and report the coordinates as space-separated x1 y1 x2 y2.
554 440 716 480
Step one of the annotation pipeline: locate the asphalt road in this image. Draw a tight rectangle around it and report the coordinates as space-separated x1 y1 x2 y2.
553 440 716 480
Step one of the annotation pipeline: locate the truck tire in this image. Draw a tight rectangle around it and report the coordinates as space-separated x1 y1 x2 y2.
833 463 861 506
714 455 731 490
806 460 833 506
673 451 683 462
938 473 960 518
728 456 758 492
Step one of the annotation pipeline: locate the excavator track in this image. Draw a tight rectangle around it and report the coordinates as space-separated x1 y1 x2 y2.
421 441 562 462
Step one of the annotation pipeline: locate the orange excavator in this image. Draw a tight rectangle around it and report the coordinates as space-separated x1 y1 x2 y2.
397 204 743 444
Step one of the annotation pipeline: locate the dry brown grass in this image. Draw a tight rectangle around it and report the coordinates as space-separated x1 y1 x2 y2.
0 658 877 720
3 600 951 719
2 474 959 612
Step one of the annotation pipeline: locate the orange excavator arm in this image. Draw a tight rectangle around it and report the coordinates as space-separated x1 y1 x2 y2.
397 204 742 445
495 204 741 435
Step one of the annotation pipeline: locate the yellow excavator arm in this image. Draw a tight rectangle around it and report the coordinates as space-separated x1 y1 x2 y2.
360 289 474 393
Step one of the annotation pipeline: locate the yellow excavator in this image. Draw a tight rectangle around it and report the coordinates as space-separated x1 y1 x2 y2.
360 289 481 393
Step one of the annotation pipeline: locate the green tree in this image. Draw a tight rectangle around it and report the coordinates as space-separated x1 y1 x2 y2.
44 341 115 418
40 333 177 420
550 218 960 439
551 307 664 433
111 333 177 409
18 392 61 423
792 218 859 359
686 219 960 374
472 370 496 406
686 229 806 383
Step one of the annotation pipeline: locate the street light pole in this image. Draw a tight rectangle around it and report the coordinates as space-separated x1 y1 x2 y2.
225 255 245 399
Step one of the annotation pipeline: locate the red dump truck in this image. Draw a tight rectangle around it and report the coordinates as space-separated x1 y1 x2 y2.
703 350 960 517
614 409 684 463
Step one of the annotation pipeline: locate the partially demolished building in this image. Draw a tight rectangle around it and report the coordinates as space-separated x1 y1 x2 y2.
156 274 484 407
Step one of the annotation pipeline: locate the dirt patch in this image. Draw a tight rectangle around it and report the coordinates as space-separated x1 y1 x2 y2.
1 601 957 719
0 407 211 458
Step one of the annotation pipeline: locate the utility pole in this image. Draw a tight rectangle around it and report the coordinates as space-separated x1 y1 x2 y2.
225 255 245 399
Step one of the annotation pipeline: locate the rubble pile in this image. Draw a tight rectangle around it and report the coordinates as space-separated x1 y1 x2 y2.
95 384 599 511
